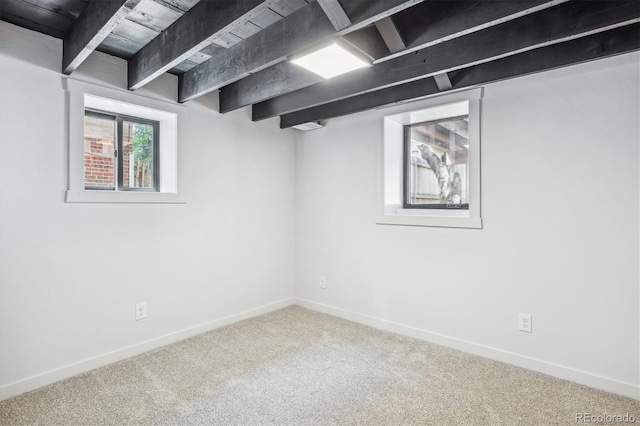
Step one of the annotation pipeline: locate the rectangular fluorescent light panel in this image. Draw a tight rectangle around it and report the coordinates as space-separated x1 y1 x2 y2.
291 43 371 79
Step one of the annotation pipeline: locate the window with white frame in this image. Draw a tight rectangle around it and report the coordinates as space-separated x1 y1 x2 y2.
64 78 183 204
379 89 482 229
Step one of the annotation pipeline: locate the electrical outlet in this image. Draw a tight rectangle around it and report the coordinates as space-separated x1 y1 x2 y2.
319 276 326 289
518 313 532 332
136 302 147 321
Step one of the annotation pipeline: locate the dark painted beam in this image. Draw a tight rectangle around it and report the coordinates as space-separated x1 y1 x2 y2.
179 1 332 102
280 79 440 129
128 0 264 90
63 0 141 74
279 23 640 128
181 0 423 103
386 0 562 62
254 1 640 121
219 0 558 113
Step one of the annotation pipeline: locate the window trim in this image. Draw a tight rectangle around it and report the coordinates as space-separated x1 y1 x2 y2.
377 88 482 229
84 108 160 192
64 77 185 204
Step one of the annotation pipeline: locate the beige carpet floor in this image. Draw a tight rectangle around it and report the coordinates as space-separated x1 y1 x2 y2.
0 306 638 425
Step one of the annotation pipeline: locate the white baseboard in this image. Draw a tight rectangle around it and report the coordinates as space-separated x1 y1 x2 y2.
0 298 295 401
295 298 640 401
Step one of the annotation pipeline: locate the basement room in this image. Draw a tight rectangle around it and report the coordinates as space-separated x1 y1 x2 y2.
0 0 638 424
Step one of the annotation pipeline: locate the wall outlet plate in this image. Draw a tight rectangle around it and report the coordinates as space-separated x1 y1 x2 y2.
518 313 532 332
136 302 147 321
319 276 327 289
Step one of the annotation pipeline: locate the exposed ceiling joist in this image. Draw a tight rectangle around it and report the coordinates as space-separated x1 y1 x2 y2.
252 0 640 121
218 0 560 114
178 1 333 103
374 17 405 53
180 0 424 104
384 0 566 62
127 0 264 90
63 0 141 74
317 0 352 31
279 23 640 129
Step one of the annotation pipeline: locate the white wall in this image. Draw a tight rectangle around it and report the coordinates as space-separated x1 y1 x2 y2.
294 52 640 399
1 19 638 402
0 22 295 398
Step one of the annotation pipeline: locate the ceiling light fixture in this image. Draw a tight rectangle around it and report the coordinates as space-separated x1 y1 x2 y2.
290 41 372 79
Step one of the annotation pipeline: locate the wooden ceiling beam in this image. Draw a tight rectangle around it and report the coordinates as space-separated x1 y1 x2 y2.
179 0 424 103
63 0 142 74
127 0 265 90
384 0 564 62
253 1 640 121
219 0 558 113
279 23 640 129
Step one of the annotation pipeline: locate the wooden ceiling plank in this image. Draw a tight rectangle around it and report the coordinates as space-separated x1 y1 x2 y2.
181 0 424 104
268 0 308 17
280 23 640 128
317 0 352 31
111 19 159 46
151 0 200 14
374 17 405 53
127 0 265 90
217 0 551 113
187 51 212 65
229 20 262 39
63 0 142 74
252 0 640 120
100 32 145 57
210 32 244 48
126 0 181 32
249 8 282 28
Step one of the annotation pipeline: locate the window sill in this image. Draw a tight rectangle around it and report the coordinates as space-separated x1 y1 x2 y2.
376 213 482 229
65 190 186 204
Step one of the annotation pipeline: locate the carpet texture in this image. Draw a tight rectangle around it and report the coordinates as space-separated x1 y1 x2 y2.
0 306 638 425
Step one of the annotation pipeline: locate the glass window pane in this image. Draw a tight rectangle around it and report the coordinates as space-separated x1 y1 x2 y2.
122 121 154 189
84 114 115 189
406 116 469 208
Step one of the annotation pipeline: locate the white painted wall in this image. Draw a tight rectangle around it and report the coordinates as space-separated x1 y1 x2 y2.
0 22 295 398
1 19 638 402
294 52 640 398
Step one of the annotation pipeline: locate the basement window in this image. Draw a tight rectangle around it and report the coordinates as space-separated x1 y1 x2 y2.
64 80 184 204
378 88 482 229
84 110 159 191
404 115 470 210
